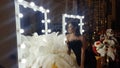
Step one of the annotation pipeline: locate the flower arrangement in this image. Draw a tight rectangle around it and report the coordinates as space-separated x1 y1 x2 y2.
93 29 117 61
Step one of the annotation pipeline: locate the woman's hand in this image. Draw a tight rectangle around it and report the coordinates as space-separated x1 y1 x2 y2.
67 49 71 55
80 65 84 68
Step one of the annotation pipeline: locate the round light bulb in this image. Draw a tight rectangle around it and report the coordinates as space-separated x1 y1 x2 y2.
18 0 24 3
30 2 35 7
42 30 45 33
18 13 23 18
48 29 51 33
39 6 44 11
47 19 51 23
46 9 50 13
20 29 24 33
41 20 45 23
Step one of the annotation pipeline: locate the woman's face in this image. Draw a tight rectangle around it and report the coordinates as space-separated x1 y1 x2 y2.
67 23 75 33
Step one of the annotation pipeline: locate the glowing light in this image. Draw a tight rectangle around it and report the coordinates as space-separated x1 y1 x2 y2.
18 0 24 3
20 29 24 33
46 9 50 13
48 29 51 33
42 30 45 33
82 16 84 18
70 15 74 18
64 14 67 17
82 30 84 32
65 22 67 25
20 43 26 49
41 20 45 23
39 6 44 11
30 2 35 7
76 15 80 19
67 15 70 17
78 23 84 26
47 19 51 23
21 59 26 63
18 13 23 18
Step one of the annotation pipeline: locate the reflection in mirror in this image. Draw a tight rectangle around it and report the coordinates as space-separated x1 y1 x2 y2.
19 5 44 35
62 14 84 35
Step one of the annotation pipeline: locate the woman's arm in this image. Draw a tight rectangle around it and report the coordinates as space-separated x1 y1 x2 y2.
80 36 87 68
80 46 85 68
67 46 71 55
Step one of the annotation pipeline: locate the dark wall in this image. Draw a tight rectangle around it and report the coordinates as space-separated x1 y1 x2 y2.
0 0 18 68
112 0 120 31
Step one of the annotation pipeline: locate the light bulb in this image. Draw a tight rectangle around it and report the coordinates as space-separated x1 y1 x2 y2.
30 2 35 7
47 19 51 23
18 13 23 18
18 0 24 3
20 29 24 33
46 9 50 13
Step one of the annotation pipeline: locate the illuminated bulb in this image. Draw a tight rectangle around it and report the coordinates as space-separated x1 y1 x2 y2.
46 9 50 13
72 16 76 18
21 59 26 63
21 43 26 49
78 23 84 26
20 29 24 33
47 19 51 23
70 15 74 18
18 13 23 18
48 29 51 33
41 10 45 13
76 15 80 19
67 15 70 18
30 2 35 7
65 22 67 25
81 16 84 18
64 14 67 17
82 30 84 33
42 30 45 33
81 23 84 25
18 0 24 2
39 6 44 11
41 20 45 23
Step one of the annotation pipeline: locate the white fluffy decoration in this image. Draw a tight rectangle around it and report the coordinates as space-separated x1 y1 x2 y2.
20 32 79 68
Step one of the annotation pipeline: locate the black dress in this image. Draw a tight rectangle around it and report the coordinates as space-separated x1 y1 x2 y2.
67 40 97 68
67 40 82 66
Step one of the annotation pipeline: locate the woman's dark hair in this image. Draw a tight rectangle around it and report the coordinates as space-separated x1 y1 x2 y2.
66 22 81 36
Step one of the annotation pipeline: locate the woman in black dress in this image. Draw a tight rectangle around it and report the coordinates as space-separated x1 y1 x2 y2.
65 22 86 68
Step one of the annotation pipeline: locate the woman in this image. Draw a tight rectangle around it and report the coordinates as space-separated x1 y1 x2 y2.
66 22 86 68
